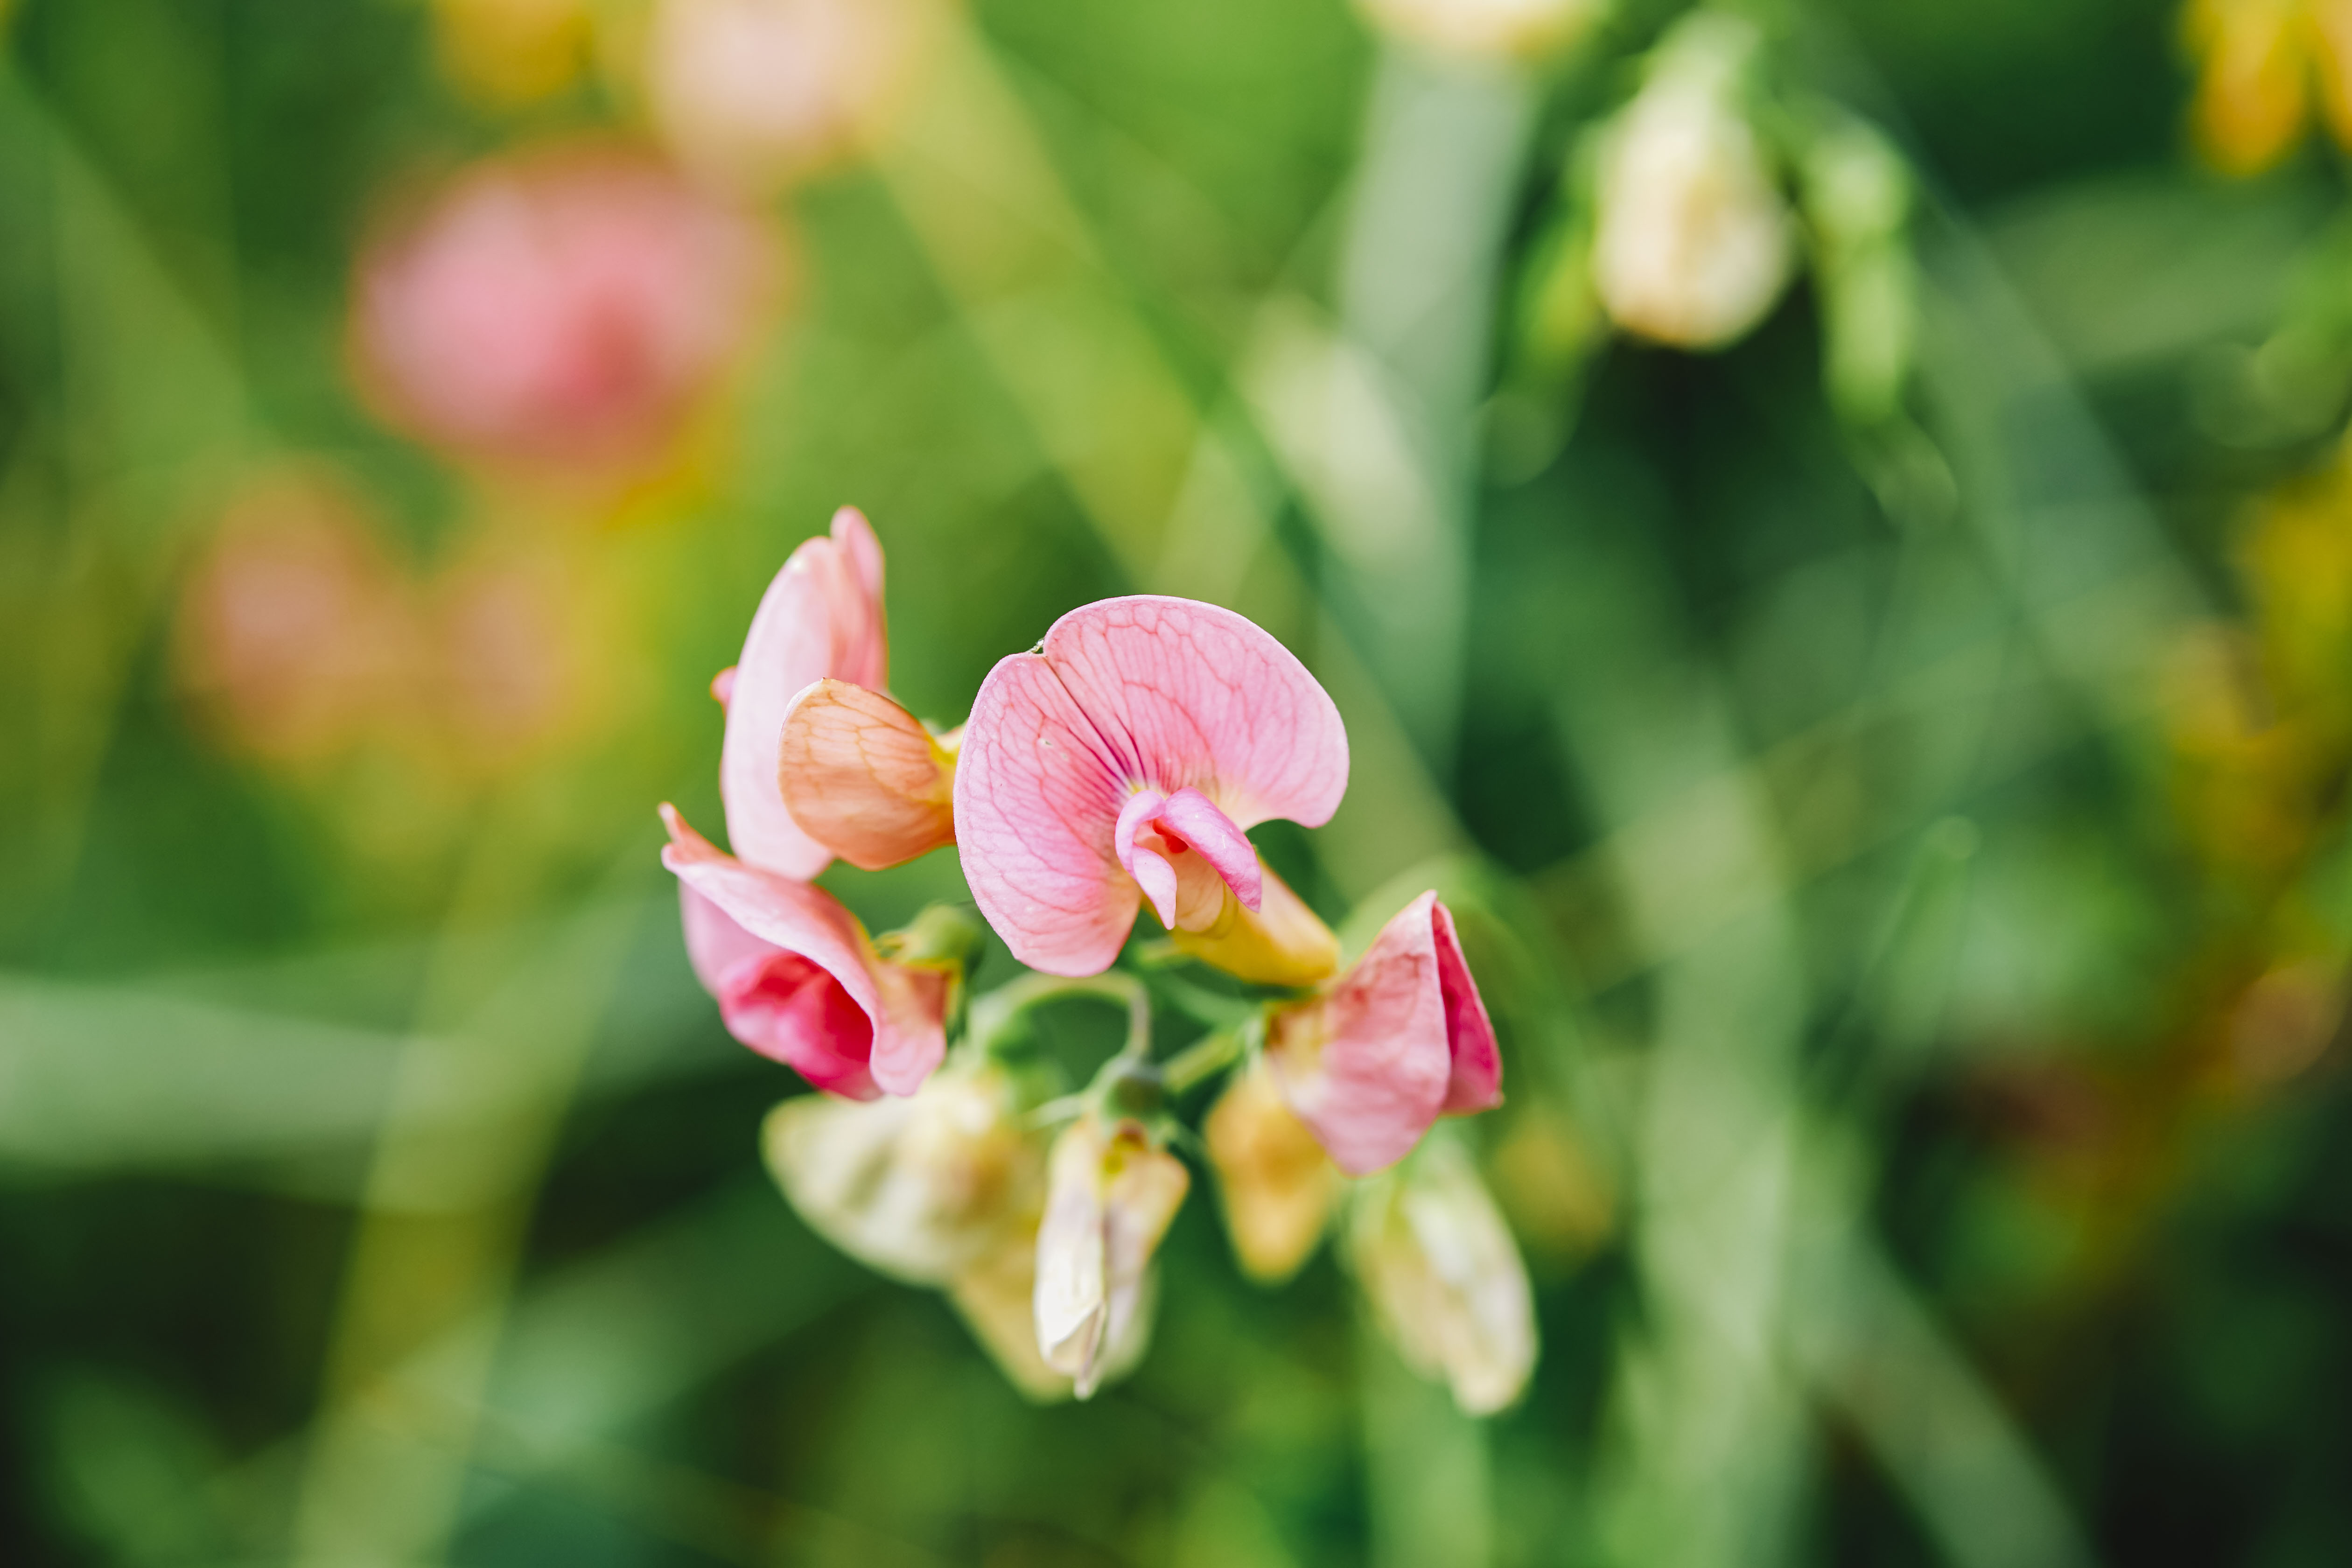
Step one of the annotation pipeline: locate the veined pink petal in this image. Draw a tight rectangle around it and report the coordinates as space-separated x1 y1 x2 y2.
661 803 944 1095
1267 892 1501 1175
1268 893 1451 1175
1433 899 1502 1113
719 507 890 880
957 596 1348 977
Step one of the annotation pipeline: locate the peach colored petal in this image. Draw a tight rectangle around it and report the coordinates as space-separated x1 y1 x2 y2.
956 596 1348 977
719 507 889 879
661 803 944 1095
777 677 956 871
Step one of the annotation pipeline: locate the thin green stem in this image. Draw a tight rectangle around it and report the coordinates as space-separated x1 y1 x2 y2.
967 970 1151 1061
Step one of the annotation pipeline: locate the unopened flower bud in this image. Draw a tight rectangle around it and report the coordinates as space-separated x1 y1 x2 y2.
1347 1138 1537 1416
762 1059 1036 1284
1033 1115 1190 1398
1590 14 1792 351
1205 1057 1338 1283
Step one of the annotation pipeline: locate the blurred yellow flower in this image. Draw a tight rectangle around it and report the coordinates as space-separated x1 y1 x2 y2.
2184 0 2352 174
431 0 595 108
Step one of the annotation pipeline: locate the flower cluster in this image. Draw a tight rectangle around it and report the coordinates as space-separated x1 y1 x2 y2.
659 510 1537 1410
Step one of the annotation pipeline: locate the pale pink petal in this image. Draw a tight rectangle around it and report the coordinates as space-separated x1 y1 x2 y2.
718 510 889 879
1433 900 1503 1114
1157 788 1262 912
711 665 737 706
777 678 955 870
1115 791 1179 929
1267 892 1452 1176
661 804 944 1095
957 596 1346 976
953 654 1143 977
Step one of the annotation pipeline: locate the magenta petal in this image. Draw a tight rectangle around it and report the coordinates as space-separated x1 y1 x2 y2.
662 805 943 1096
1268 892 1452 1176
679 883 882 1099
957 596 1347 977
1158 788 1262 913
1432 899 1503 1114
718 509 890 881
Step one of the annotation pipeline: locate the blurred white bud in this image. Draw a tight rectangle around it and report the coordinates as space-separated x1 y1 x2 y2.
1204 1056 1339 1284
1033 1115 1190 1399
1353 0 1606 63
1347 1137 1537 1416
1590 14 1792 350
643 0 937 194
762 1059 1037 1285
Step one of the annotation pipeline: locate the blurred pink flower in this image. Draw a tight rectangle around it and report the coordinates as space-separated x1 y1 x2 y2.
663 804 947 1098
643 0 935 193
954 596 1350 979
175 471 416 767
1266 891 1502 1176
350 145 777 476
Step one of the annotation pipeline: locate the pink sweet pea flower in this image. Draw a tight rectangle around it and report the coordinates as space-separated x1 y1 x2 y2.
350 143 777 479
1265 892 1503 1176
662 805 946 1097
954 596 1349 979
716 505 957 877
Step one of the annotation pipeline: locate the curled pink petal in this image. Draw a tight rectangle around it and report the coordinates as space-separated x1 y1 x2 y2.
1158 788 1262 913
719 507 890 880
662 803 944 1096
957 596 1348 977
1266 892 1501 1175
1433 899 1502 1113
681 885 879 1098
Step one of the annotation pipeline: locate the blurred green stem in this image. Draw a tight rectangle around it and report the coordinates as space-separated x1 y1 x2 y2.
968 970 1150 1062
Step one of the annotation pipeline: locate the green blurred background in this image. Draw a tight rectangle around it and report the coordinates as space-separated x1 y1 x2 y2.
5 0 2351 1562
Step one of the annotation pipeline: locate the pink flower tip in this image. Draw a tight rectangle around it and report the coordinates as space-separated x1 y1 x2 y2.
1267 892 1502 1176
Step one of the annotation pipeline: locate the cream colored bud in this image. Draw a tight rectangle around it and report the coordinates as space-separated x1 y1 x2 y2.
1590 15 1792 350
643 0 936 194
1353 0 1606 63
1348 1138 1537 1415
762 1060 1036 1286
1033 1116 1189 1399
1205 1057 1339 1283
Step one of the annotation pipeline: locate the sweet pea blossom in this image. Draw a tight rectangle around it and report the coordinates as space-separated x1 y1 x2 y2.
956 597 1349 981
1033 1114 1190 1398
762 1059 1038 1281
719 506 958 877
350 145 777 477
1265 891 1502 1176
1349 1138 1538 1416
664 807 947 1096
